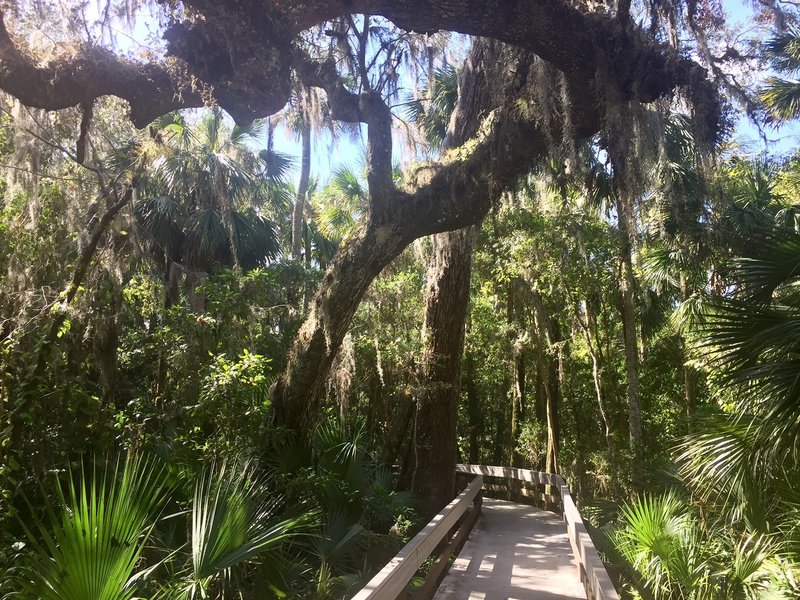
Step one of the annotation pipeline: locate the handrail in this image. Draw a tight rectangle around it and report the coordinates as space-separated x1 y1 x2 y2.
456 464 619 600
351 474 483 600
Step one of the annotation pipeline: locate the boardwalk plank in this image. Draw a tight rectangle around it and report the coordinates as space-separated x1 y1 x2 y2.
433 498 586 600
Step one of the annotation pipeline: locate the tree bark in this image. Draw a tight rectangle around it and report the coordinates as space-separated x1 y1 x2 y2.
615 190 645 493
276 41 544 428
680 274 697 431
379 389 414 466
270 32 713 434
271 217 411 431
0 0 719 136
0 1 721 440
411 226 475 517
510 349 525 467
531 291 560 474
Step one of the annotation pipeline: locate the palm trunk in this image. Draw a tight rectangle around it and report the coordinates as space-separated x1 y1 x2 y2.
680 274 696 431
216 166 241 272
156 259 180 408
293 117 311 260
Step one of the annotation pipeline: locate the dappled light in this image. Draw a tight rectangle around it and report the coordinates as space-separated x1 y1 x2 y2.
1 1 800 598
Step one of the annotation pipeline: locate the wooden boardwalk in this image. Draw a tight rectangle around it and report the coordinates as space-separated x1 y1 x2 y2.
433 498 586 600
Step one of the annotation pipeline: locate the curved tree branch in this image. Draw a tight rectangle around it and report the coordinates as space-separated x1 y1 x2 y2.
0 11 204 127
0 1 719 141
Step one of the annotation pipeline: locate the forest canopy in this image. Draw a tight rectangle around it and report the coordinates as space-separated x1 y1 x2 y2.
1 0 800 598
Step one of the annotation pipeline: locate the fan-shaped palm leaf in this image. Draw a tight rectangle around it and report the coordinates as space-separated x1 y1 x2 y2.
232 209 280 268
676 415 773 531
135 195 186 258
8 454 171 600
762 28 800 123
612 492 717 599
181 461 311 599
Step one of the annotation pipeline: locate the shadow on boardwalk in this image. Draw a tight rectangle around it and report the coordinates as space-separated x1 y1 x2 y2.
434 498 587 600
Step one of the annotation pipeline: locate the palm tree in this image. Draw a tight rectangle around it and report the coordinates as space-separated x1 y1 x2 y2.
666 168 800 596
640 112 712 425
404 65 458 151
609 491 785 598
312 166 367 244
2 454 313 600
135 110 283 278
760 28 800 123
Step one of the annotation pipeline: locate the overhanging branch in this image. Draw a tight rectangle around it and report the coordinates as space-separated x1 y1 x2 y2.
0 11 204 127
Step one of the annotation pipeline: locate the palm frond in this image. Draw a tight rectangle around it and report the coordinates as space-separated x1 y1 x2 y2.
10 454 171 600
762 78 800 123
765 28 800 74
183 461 311 599
676 416 771 530
232 209 281 269
135 195 187 257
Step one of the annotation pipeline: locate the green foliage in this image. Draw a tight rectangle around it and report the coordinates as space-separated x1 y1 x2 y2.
1 453 317 600
404 66 459 150
312 166 366 243
761 28 800 123
179 462 309 599
611 491 790 599
5 454 172 600
131 110 283 273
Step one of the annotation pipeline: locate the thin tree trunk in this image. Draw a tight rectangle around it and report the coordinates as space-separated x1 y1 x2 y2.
293 116 311 260
216 164 241 273
511 350 525 467
575 298 617 483
506 282 526 468
560 194 619 483
95 277 122 411
155 259 180 408
680 274 696 431
616 191 645 492
28 187 132 387
379 389 414 466
530 290 560 474
545 320 561 474
493 379 509 465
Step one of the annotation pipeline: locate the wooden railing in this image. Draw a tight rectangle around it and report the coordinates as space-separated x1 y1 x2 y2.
456 464 619 600
455 462 564 510
351 474 483 600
